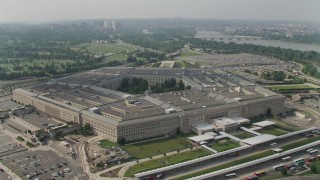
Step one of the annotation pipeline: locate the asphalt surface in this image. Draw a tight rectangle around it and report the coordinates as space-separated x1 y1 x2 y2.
2 150 78 180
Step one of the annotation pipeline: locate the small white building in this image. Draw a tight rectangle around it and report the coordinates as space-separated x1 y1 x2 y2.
241 134 277 146
252 120 276 128
214 117 239 133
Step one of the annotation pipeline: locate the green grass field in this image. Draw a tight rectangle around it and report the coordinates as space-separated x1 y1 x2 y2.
233 131 255 139
257 127 290 136
85 43 136 54
122 134 194 159
125 148 210 177
99 139 117 148
174 150 274 180
180 50 205 57
210 140 240 152
260 173 290 180
280 135 320 151
268 84 314 91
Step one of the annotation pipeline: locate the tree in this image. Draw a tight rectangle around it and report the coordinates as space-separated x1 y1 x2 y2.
119 137 126 145
281 168 287 176
311 165 318 173
178 80 185 90
266 108 272 117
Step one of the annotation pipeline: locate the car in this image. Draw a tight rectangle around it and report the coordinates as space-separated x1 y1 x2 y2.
8 176 12 180
63 168 70 173
63 162 67 165
52 173 59 177
0 168 4 172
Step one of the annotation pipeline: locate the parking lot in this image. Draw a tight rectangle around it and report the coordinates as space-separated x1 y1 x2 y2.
0 169 11 180
2 150 78 180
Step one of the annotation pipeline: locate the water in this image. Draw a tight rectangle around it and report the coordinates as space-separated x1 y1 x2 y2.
219 39 320 52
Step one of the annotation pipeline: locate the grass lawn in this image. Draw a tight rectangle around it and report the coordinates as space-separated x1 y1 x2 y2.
261 173 290 180
233 131 255 139
257 127 290 136
16 136 25 142
26 142 35 148
99 139 118 148
280 135 320 151
85 43 136 54
181 50 204 57
210 140 240 152
304 160 320 175
125 148 210 177
174 150 274 180
105 54 128 62
99 134 196 159
123 134 194 159
268 84 314 91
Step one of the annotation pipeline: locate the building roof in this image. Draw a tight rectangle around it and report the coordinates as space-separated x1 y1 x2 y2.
214 117 237 125
253 120 276 127
241 134 277 145
188 134 215 143
231 117 250 124
193 123 215 131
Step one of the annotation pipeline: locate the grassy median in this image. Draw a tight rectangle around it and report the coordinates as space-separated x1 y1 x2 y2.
125 148 210 177
173 150 274 180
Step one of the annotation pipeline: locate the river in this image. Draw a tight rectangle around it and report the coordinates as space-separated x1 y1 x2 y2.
217 39 320 52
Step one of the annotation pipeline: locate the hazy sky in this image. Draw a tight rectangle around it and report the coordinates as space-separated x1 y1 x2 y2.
0 0 319 23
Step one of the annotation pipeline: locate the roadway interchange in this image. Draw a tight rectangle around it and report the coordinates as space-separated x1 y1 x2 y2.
135 127 317 180
189 139 320 180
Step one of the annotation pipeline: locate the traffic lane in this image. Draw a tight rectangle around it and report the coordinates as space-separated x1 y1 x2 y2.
165 136 317 179
202 145 320 180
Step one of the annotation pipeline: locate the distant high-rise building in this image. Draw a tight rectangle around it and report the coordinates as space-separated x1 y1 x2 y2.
112 21 116 31
103 20 108 29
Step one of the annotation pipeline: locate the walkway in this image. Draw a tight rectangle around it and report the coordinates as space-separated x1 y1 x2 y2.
240 126 261 136
201 145 217 153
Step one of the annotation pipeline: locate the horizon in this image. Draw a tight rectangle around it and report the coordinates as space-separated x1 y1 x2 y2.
0 0 319 23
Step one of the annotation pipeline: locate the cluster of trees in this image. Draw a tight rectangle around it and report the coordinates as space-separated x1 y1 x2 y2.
135 50 166 62
117 77 149 94
303 63 320 78
117 77 190 94
261 71 286 81
74 123 93 136
0 25 115 80
151 78 189 93
126 50 166 66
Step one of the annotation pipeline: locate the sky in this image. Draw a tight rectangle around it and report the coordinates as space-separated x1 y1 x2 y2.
0 0 319 23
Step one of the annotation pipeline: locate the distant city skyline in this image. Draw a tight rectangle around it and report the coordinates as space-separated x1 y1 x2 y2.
0 0 319 23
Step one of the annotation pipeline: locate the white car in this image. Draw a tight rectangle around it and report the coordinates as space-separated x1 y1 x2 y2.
8 176 12 180
52 173 59 177
63 168 70 173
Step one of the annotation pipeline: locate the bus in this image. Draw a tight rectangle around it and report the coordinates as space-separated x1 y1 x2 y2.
254 171 266 176
293 158 305 164
273 164 285 171
224 173 237 179
309 149 319 155
306 148 314 153
281 156 292 162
